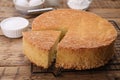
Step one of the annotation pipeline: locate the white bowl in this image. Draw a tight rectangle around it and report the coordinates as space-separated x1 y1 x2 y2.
67 0 92 10
13 0 45 14
0 17 29 38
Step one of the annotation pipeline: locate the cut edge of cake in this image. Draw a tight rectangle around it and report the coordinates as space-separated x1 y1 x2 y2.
23 30 61 68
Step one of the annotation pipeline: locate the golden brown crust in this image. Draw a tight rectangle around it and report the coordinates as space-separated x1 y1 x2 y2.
32 9 80 31
56 42 115 70
23 38 49 68
58 27 116 50
23 30 61 51
31 9 117 70
32 9 117 48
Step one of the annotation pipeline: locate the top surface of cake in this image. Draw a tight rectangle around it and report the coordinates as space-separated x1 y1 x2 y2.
23 30 61 51
32 9 117 48
32 9 90 32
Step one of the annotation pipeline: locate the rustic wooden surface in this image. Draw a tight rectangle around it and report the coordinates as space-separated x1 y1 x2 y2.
0 0 120 80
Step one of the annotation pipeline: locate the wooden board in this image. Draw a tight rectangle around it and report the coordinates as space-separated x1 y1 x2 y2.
0 36 30 66
0 0 120 80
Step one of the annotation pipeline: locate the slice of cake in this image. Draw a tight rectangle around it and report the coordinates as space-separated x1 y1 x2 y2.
23 30 61 68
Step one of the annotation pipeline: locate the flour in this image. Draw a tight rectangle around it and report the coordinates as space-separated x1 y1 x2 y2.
29 0 45 7
0 17 29 38
15 0 45 7
1 17 29 30
15 0 29 7
67 0 92 10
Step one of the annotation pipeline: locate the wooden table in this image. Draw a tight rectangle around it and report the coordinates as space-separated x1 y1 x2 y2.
0 0 120 80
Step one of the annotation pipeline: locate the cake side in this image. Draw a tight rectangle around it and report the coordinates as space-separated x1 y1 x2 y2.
23 39 49 68
56 41 115 70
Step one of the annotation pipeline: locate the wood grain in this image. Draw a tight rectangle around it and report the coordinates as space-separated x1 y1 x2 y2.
0 0 120 80
89 0 120 9
89 9 120 18
0 36 30 66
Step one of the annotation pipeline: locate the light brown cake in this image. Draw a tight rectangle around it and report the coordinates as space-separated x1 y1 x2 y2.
56 29 115 69
30 9 117 70
23 31 61 68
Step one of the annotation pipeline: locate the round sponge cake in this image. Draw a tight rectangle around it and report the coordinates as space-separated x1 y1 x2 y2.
32 9 117 70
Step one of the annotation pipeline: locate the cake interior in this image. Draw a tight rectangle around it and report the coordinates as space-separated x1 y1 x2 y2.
23 31 61 68
23 39 49 68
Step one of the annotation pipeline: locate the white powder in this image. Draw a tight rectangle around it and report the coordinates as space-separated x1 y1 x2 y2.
15 0 29 7
67 0 92 10
1 17 29 30
15 0 45 7
29 0 45 7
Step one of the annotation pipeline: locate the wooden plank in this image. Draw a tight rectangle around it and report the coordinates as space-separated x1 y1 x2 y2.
0 67 5 80
15 66 31 80
0 30 3 36
29 72 111 80
0 36 30 66
90 0 120 9
4 67 18 76
0 7 34 21
0 67 5 76
0 0 13 7
0 67 119 80
15 76 31 80
0 67 18 80
18 66 31 76
89 9 120 18
1 76 15 80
